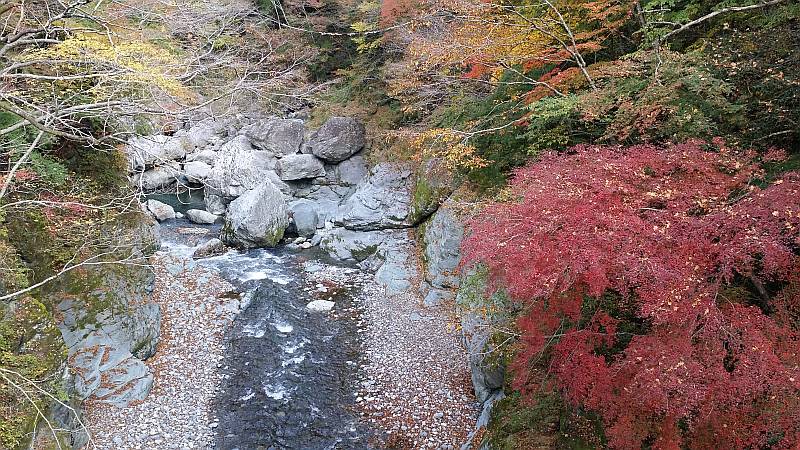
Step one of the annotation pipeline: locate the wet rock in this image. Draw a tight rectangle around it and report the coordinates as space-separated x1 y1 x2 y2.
146 199 176 221
335 163 414 231
318 228 384 262
125 135 188 171
289 200 318 237
242 118 305 156
276 154 325 181
193 238 226 259
132 163 180 191
308 117 366 163
185 209 219 225
221 181 288 248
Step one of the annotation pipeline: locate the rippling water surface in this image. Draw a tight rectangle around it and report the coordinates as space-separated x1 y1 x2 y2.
153 195 378 450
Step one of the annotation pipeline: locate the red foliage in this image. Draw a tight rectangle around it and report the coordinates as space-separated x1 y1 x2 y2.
380 0 415 25
463 142 800 448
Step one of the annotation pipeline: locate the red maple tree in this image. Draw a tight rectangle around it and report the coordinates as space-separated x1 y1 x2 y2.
463 141 800 448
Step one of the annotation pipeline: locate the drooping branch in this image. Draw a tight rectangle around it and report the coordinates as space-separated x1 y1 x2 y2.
658 0 787 44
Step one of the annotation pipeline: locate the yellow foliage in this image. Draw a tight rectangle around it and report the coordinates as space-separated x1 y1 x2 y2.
409 128 489 171
19 33 188 99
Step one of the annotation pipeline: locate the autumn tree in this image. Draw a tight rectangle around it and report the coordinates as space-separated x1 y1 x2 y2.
463 141 800 448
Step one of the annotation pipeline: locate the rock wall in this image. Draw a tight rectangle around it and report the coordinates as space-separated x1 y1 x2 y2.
419 194 507 450
0 209 160 449
48 218 161 410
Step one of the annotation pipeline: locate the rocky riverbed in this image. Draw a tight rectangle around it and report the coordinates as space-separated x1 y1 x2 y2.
84 250 239 449
82 218 477 449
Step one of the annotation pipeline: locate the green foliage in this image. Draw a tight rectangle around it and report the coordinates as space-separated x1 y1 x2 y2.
487 391 604 450
703 21 800 151
0 297 67 450
579 52 742 144
434 75 538 188
307 21 360 82
62 146 128 191
521 94 592 153
26 151 68 186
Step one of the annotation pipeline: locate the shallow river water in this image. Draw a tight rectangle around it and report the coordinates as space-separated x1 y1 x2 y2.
153 194 382 449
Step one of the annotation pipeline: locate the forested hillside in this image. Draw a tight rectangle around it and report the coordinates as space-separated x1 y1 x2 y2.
2 0 799 448
315 0 800 447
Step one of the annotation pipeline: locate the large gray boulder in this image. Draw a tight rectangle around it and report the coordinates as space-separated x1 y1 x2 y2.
276 154 325 181
295 186 344 226
183 161 212 182
185 118 225 151
186 148 218 165
289 200 319 237
145 199 176 221
221 181 289 248
308 117 366 163
204 136 276 199
243 118 305 156
125 135 187 171
318 228 385 262
185 209 219 224
132 163 180 191
335 163 414 230
332 154 368 186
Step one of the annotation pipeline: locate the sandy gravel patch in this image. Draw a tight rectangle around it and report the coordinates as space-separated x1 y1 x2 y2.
83 254 239 449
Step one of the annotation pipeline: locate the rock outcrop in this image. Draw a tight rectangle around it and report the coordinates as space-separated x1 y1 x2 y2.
243 118 305 156
132 163 180 191
420 198 466 306
56 222 160 408
335 163 414 231
221 181 289 248
125 135 187 171
183 161 212 183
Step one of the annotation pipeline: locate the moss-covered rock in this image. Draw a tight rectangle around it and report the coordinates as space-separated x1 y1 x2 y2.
408 158 461 225
0 296 69 449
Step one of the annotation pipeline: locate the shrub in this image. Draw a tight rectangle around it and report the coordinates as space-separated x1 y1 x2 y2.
463 141 800 448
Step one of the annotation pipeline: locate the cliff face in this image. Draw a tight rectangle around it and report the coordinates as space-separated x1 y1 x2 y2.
1 187 160 448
